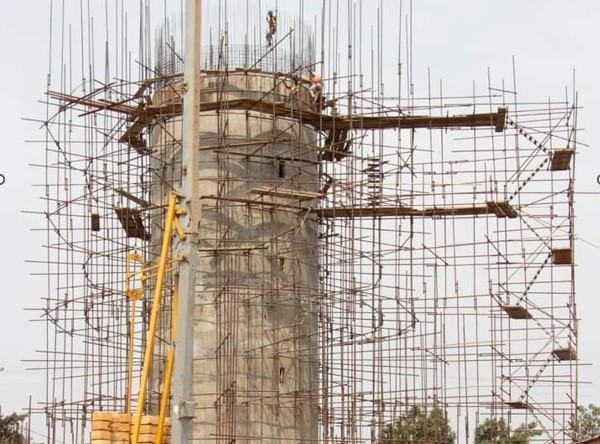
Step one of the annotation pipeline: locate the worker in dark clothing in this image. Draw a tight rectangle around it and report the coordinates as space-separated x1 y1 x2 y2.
286 72 301 102
266 10 277 46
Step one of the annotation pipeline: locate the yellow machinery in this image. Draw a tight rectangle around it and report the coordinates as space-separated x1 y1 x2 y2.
124 191 188 444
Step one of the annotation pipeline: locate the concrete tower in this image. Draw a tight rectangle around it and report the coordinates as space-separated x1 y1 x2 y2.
150 59 320 442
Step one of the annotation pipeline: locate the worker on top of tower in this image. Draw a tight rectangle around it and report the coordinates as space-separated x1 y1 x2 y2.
266 10 277 46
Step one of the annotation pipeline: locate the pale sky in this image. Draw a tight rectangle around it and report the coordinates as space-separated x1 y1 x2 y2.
1 0 599 439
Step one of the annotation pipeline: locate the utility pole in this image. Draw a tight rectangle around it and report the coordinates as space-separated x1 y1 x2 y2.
172 1 201 443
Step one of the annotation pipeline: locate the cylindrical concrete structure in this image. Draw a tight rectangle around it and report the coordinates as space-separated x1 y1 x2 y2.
150 70 320 442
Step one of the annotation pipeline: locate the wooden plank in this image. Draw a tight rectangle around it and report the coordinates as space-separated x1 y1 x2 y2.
318 205 496 219
506 401 531 410
118 107 157 153
249 187 323 200
114 207 150 241
495 106 507 132
142 98 507 132
322 129 351 161
552 248 572 265
201 195 306 211
552 347 577 361
502 305 533 320
91 213 101 232
550 149 574 171
486 200 518 218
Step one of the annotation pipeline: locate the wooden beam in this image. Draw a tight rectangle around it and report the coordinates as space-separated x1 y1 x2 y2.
115 188 151 208
317 201 517 219
141 98 507 132
200 195 307 211
249 187 323 201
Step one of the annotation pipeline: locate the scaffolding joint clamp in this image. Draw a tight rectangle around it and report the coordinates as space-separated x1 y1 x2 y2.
173 400 196 419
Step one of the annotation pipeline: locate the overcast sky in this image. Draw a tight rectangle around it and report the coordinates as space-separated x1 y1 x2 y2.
1 0 599 437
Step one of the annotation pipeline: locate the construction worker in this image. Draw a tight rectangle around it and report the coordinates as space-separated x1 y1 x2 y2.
285 71 301 103
266 10 277 46
309 73 325 111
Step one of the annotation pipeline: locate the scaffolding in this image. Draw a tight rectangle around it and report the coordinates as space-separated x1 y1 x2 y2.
31 1 581 443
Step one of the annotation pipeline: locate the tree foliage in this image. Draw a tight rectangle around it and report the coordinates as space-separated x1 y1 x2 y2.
380 406 456 444
578 404 600 440
475 418 541 444
0 412 26 444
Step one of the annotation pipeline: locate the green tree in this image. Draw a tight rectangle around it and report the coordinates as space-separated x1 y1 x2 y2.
578 404 600 440
380 406 456 444
475 418 541 444
0 412 26 444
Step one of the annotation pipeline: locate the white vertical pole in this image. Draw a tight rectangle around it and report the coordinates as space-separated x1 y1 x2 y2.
172 1 201 443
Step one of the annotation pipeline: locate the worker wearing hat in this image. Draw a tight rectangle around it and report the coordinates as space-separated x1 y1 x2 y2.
266 10 277 46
